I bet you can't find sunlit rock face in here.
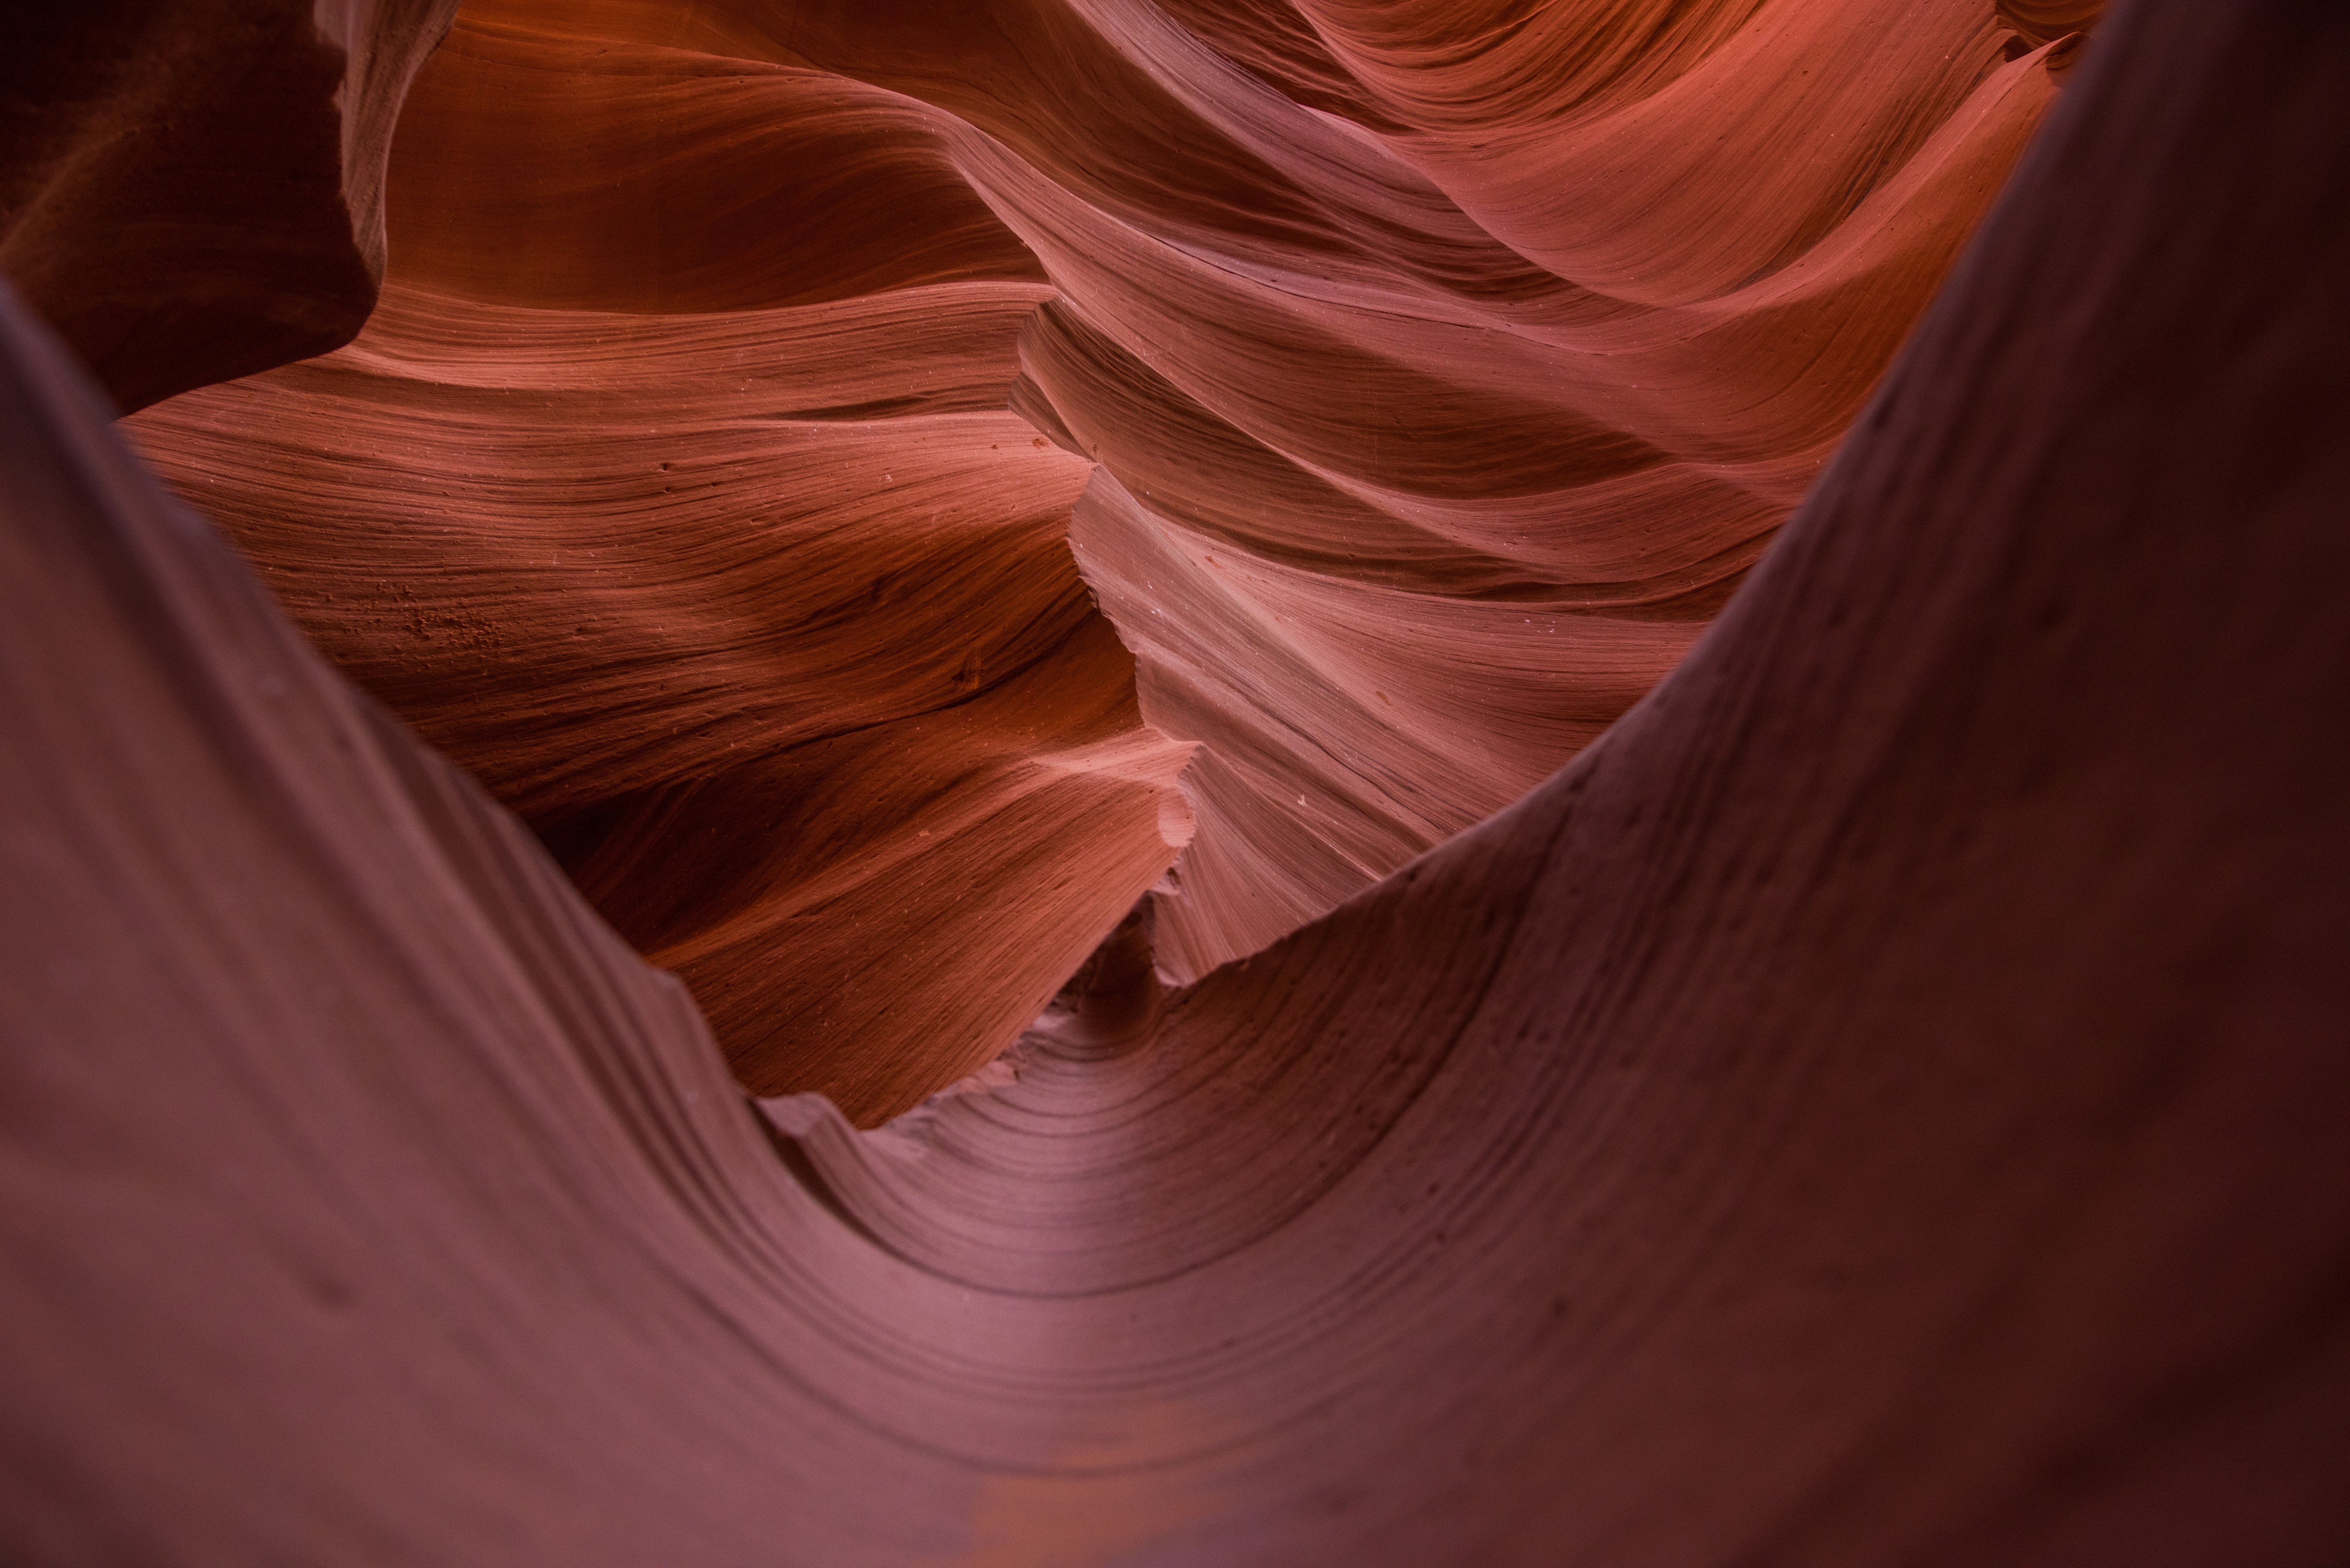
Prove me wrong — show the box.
[122,0,2077,1118]
[120,12,1185,1124]
[11,0,2350,1564]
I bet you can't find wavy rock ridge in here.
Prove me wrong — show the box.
[123,0,2081,1116]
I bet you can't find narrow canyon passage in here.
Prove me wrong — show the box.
[1,0,2345,1564]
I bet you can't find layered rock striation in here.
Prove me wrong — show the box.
[122,0,2083,1114]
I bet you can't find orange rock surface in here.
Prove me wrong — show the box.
[118,0,2086,1118]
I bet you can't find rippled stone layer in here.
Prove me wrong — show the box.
[125,0,2080,1112]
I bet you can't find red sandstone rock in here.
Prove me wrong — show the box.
[128,0,2063,1116]
[1,1,2344,1561]
[125,13,1199,1120]
[128,275,1192,1124]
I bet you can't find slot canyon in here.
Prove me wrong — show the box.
[1,0,2344,1561]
